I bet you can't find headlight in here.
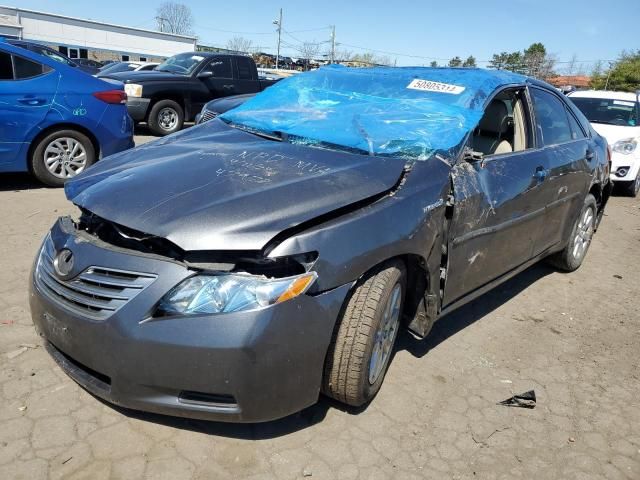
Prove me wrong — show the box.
[612,138,638,154]
[124,83,143,98]
[156,272,317,316]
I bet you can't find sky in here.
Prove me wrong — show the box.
[10,0,640,72]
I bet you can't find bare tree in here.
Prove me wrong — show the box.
[156,2,194,35]
[299,42,321,70]
[565,53,578,76]
[226,36,253,54]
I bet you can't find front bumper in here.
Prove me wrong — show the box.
[29,218,350,422]
[126,98,151,122]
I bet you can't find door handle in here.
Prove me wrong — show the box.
[222,84,234,89]
[534,166,548,182]
[585,148,595,161]
[17,97,46,106]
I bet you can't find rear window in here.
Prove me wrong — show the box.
[0,52,12,79]
[14,56,48,79]
[236,57,255,80]
[570,96,639,127]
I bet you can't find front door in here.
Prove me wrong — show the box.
[0,50,56,166]
[443,88,551,305]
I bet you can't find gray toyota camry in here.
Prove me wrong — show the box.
[30,66,610,422]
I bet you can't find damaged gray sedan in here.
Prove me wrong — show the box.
[30,66,610,422]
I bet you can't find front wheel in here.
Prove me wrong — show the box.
[30,130,96,187]
[147,100,184,136]
[322,261,406,407]
[623,172,640,197]
[547,194,597,272]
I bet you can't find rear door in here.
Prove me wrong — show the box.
[528,86,593,253]
[233,56,260,94]
[0,49,57,166]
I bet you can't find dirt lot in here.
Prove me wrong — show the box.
[1,140,639,479]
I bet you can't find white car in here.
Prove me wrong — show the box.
[95,62,159,78]
[569,90,640,196]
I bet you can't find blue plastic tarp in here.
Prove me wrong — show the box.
[221,65,526,159]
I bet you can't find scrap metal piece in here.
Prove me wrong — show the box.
[498,390,536,409]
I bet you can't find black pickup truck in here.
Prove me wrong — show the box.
[102,52,278,135]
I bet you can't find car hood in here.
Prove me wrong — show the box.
[205,93,256,113]
[99,70,190,83]
[65,120,406,252]
[591,123,640,144]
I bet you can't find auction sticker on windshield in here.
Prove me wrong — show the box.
[407,79,466,94]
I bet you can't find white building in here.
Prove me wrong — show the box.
[0,5,196,62]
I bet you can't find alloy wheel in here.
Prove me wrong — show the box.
[368,283,402,385]
[44,137,87,179]
[572,206,595,261]
[158,107,178,131]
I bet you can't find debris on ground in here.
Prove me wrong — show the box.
[498,390,536,409]
[6,347,28,359]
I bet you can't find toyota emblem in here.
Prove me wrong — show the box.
[53,249,74,278]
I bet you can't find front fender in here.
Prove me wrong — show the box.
[268,159,451,293]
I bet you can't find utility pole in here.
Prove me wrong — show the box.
[330,25,336,64]
[156,16,167,33]
[273,8,283,70]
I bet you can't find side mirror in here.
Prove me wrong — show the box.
[197,70,214,79]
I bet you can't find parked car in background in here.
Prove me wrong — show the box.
[569,90,640,196]
[0,39,133,186]
[195,93,256,124]
[95,61,159,78]
[74,58,104,71]
[101,52,280,136]
[31,67,610,422]
[6,39,100,75]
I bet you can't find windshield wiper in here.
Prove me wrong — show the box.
[224,121,283,142]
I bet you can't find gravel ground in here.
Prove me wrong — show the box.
[1,136,639,479]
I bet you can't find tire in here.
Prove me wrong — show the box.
[31,129,96,187]
[322,260,406,407]
[547,194,597,272]
[624,172,640,197]
[147,100,184,136]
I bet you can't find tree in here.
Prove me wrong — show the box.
[430,61,438,68]
[448,56,462,67]
[299,42,321,70]
[156,2,194,35]
[462,55,477,68]
[565,53,578,76]
[590,51,640,92]
[489,44,556,79]
[226,36,253,54]
[523,42,556,80]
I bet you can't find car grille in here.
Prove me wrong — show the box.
[200,109,218,123]
[35,235,156,320]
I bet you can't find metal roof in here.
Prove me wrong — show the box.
[0,5,196,41]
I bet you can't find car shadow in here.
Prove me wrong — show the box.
[0,173,49,192]
[396,262,555,359]
[97,262,555,439]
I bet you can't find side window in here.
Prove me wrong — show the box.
[530,88,573,146]
[0,51,13,80]
[13,55,48,80]
[565,108,587,140]
[208,57,232,78]
[236,57,254,80]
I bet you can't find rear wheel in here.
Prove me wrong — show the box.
[30,130,96,187]
[547,194,597,272]
[147,100,184,136]
[322,261,406,407]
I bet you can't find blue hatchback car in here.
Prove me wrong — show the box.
[0,39,133,186]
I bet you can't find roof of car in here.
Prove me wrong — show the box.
[569,90,638,101]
